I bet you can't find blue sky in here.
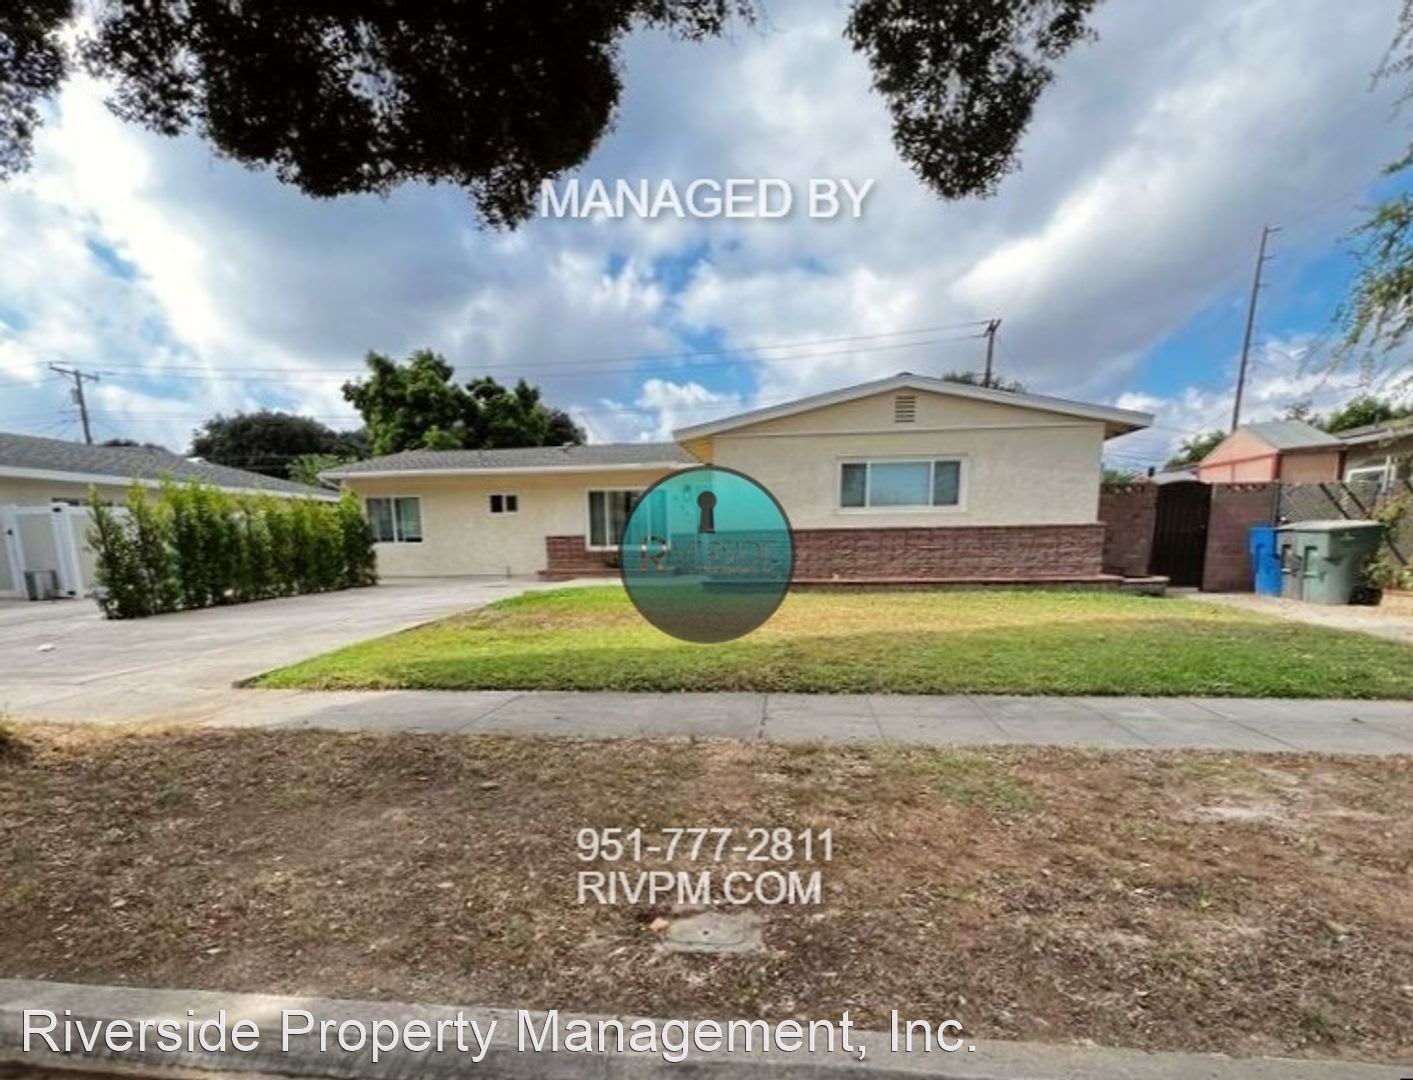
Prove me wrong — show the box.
[1,0,1411,468]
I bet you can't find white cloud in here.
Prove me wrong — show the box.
[0,0,1408,455]
[1105,334,1401,469]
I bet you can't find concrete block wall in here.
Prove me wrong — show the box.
[1097,484,1158,577]
[1202,483,1279,592]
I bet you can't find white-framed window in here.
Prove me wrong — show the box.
[366,496,423,543]
[839,458,964,510]
[1344,464,1389,490]
[587,489,642,549]
[489,493,519,515]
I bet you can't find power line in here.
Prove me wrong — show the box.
[73,321,993,381]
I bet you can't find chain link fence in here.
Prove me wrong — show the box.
[1278,479,1413,568]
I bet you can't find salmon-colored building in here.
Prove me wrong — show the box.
[1196,420,1343,483]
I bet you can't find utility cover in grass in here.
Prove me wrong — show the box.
[619,465,794,644]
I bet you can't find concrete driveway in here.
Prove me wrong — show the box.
[0,578,545,724]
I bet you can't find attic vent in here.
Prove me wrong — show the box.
[894,394,917,423]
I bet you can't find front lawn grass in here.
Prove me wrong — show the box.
[2,723,1411,1061]
[256,586,1413,698]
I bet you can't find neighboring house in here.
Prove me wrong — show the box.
[0,430,332,600]
[1335,418,1413,490]
[326,372,1153,583]
[1195,420,1342,483]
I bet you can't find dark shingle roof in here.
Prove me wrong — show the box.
[326,442,697,476]
[0,430,332,497]
[1244,420,1341,451]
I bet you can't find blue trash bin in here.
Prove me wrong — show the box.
[1248,524,1281,596]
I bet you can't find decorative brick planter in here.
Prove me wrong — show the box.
[549,524,1109,583]
[543,535,618,578]
[790,524,1105,581]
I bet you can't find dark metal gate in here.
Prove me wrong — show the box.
[1148,481,1212,587]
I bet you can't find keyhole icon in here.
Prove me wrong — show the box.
[696,490,717,533]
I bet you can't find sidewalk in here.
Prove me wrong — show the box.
[210,689,1413,754]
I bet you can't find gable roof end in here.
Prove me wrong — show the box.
[671,372,1154,441]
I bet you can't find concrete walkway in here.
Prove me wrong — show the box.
[210,689,1413,754]
[1192,590,1413,645]
[0,577,554,723]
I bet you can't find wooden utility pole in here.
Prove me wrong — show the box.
[49,364,100,444]
[982,318,1001,388]
[1232,225,1279,431]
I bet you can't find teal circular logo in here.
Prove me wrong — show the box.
[619,466,794,643]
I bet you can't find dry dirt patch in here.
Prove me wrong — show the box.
[0,725,1410,1063]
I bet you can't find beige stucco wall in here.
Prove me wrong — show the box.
[336,390,1127,576]
[1277,449,1342,483]
[341,468,675,577]
[694,388,1109,528]
[0,477,132,506]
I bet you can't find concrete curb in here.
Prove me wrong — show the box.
[1,979,1405,1079]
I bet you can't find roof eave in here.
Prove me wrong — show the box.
[323,460,697,481]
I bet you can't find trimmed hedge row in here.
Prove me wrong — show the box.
[88,483,377,619]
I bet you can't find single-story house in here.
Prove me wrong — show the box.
[1335,417,1412,490]
[1195,420,1343,484]
[325,372,1153,583]
[0,430,331,600]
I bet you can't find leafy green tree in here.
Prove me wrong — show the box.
[342,349,584,456]
[1164,430,1225,470]
[189,410,363,478]
[942,369,1027,392]
[1321,394,1413,433]
[1102,465,1143,485]
[288,453,348,488]
[101,437,166,449]
[1,1,1101,226]
[1339,5,1413,360]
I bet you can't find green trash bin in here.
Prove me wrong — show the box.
[1274,520,1386,605]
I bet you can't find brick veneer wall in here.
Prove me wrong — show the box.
[1201,483,1278,592]
[1097,484,1158,577]
[790,524,1106,581]
[544,535,617,577]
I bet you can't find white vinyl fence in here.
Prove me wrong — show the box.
[0,503,98,600]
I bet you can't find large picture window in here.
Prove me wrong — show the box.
[366,496,423,542]
[587,489,642,548]
[839,459,963,510]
